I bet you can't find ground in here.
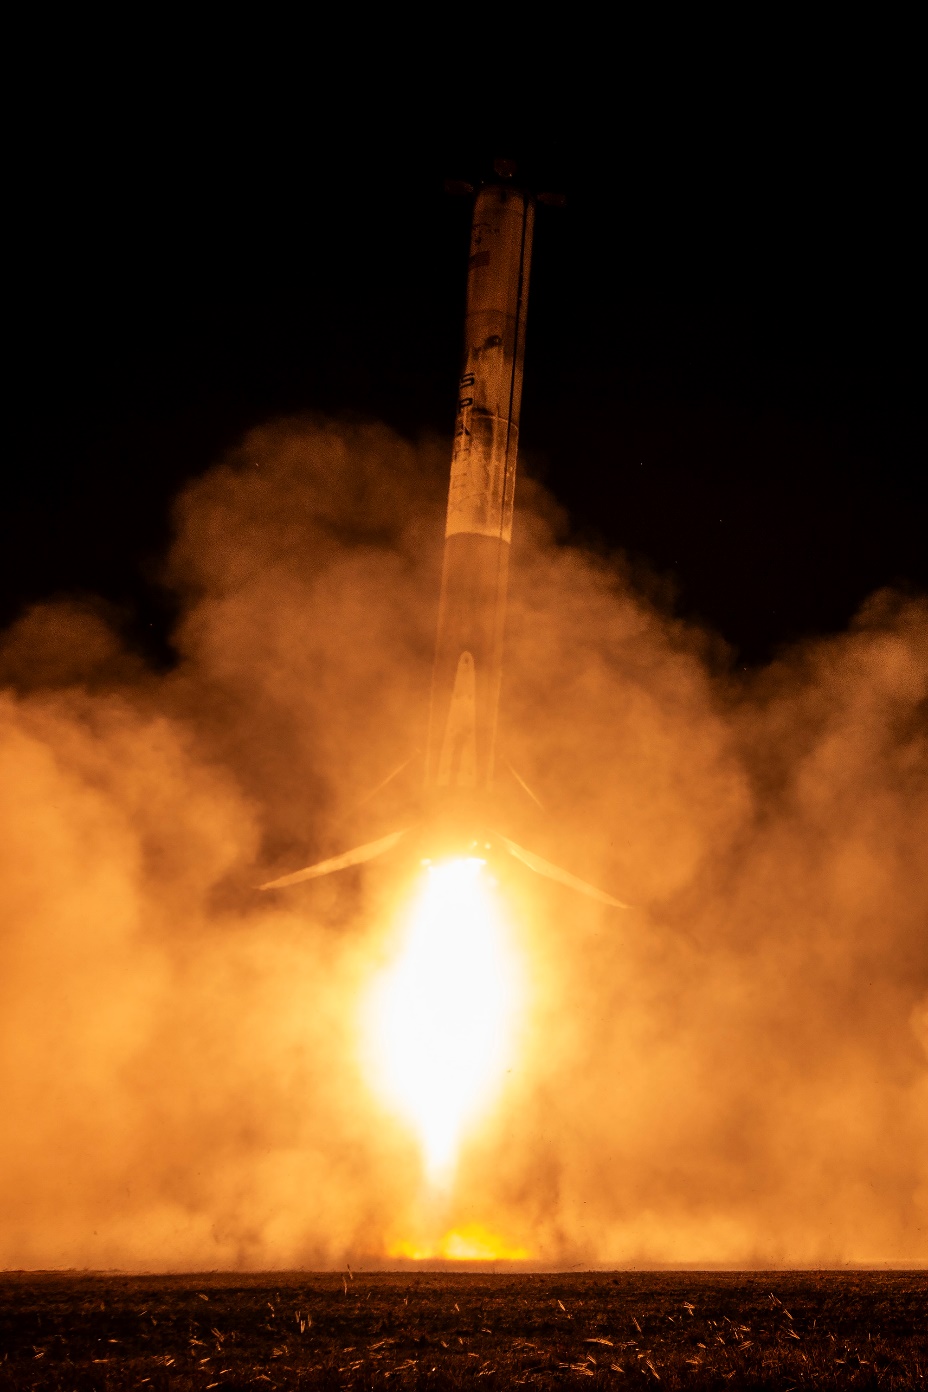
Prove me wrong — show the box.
[0,1271,924,1389]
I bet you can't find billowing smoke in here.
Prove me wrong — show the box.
[1,417,925,1269]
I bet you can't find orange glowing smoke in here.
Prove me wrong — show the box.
[0,416,926,1271]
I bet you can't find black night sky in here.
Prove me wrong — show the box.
[7,90,924,667]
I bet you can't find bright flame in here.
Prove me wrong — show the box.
[365,858,521,1185]
[387,1224,530,1262]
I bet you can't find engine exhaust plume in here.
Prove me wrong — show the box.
[362,857,522,1189]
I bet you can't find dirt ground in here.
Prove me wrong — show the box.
[0,1270,924,1389]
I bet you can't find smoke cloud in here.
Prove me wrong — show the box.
[1,416,925,1269]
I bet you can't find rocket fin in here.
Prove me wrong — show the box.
[259,828,410,890]
[495,832,629,908]
[436,651,478,788]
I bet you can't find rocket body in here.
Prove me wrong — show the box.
[425,184,534,799]
[259,178,624,906]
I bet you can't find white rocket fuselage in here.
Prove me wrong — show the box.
[426,183,534,803]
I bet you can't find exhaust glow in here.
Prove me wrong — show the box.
[365,858,522,1186]
[387,1224,530,1262]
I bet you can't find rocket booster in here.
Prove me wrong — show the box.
[260,169,625,907]
[426,183,534,797]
